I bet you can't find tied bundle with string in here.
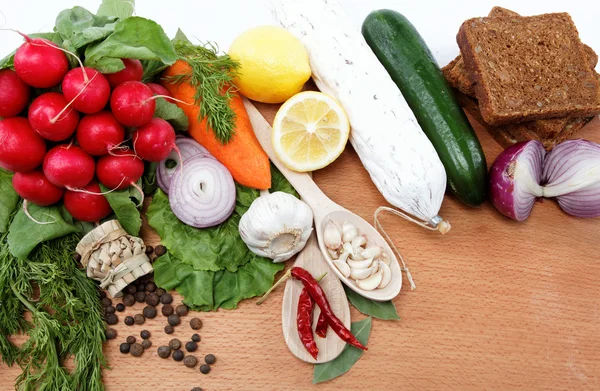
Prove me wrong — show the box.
[76,220,152,297]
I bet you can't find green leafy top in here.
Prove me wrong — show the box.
[96,0,136,19]
[154,97,189,131]
[100,184,142,236]
[0,169,18,234]
[55,6,118,50]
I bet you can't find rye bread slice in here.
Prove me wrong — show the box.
[457,13,600,125]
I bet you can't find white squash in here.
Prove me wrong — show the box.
[269,0,448,226]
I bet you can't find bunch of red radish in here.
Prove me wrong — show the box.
[0,36,179,222]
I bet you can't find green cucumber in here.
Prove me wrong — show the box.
[362,10,487,207]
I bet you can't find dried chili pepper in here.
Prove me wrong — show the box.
[291,267,367,351]
[315,311,328,338]
[297,289,318,359]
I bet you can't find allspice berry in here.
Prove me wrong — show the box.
[116,303,125,312]
[191,388,203,391]
[125,284,137,295]
[169,339,182,351]
[130,343,144,357]
[157,346,171,359]
[122,294,135,307]
[167,314,180,327]
[143,306,157,319]
[134,314,145,325]
[141,339,152,350]
[119,343,130,354]
[145,293,160,307]
[161,304,174,317]
[191,334,201,343]
[160,293,173,305]
[140,330,151,339]
[101,297,112,307]
[199,364,211,374]
[126,336,136,345]
[172,350,184,362]
[183,355,198,368]
[145,245,154,255]
[145,282,157,293]
[134,291,146,303]
[105,314,118,325]
[155,288,166,297]
[105,328,117,340]
[105,305,115,314]
[175,304,189,317]
[185,341,198,352]
[204,354,216,365]
[190,318,202,330]
[124,316,134,326]
[154,245,167,256]
[164,325,174,334]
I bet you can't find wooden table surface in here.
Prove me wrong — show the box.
[2,104,599,391]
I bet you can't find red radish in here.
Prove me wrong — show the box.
[132,118,177,162]
[110,81,156,127]
[64,181,112,222]
[14,37,69,88]
[62,67,111,114]
[0,117,46,172]
[104,58,143,88]
[147,82,172,98]
[12,170,64,206]
[97,150,144,190]
[43,145,95,189]
[0,69,30,117]
[28,92,79,141]
[76,111,125,156]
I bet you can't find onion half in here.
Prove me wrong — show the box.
[169,155,236,228]
[542,139,600,218]
[157,136,213,193]
[489,141,546,221]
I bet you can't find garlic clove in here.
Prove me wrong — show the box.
[377,261,391,289]
[356,269,383,291]
[380,252,390,266]
[323,221,343,250]
[347,256,373,270]
[327,248,339,260]
[342,242,354,256]
[333,260,351,278]
[337,252,350,263]
[350,266,372,280]
[361,246,382,259]
[351,235,367,250]
[341,222,358,243]
[351,252,364,261]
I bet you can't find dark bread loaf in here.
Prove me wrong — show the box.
[457,13,600,125]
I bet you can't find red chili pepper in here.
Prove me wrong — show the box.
[315,312,328,338]
[291,267,367,351]
[297,288,318,359]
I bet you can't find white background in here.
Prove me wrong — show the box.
[0,0,598,69]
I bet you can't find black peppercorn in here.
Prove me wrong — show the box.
[190,318,202,330]
[154,245,167,256]
[101,297,112,307]
[175,304,189,317]
[145,282,157,293]
[164,324,174,334]
[105,328,117,340]
[169,338,181,351]
[119,343,130,354]
[157,346,171,359]
[115,303,125,312]
[185,341,197,352]
[125,284,137,295]
[191,334,201,343]
[99,290,106,299]
[191,388,203,391]
[145,245,154,255]
[141,339,152,350]
[183,355,198,368]
[159,293,173,305]
[134,314,145,325]
[145,293,160,307]
[130,343,144,357]
[105,305,115,314]
[167,314,180,327]
[161,304,174,317]
[173,349,184,362]
[126,336,136,345]
[199,364,210,374]
[122,294,135,307]
[155,288,166,297]
[143,306,157,319]
[73,253,82,263]
[136,282,146,292]
[124,316,134,326]
[134,291,146,303]
[204,354,216,365]
[140,330,151,339]
[105,313,118,325]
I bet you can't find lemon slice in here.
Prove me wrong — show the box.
[273,91,350,172]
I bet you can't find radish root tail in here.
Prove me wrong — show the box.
[131,181,145,207]
[67,177,126,195]
[50,71,98,124]
[22,200,56,225]
[146,95,194,106]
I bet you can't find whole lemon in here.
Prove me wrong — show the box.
[229,26,311,104]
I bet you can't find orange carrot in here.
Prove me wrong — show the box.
[160,60,271,190]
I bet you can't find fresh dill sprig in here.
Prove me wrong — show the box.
[165,41,240,144]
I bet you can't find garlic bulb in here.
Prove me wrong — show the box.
[239,191,313,263]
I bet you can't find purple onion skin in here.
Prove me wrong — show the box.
[489,141,545,221]
[157,136,213,194]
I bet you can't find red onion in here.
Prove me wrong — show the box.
[542,139,600,218]
[489,141,545,221]
[157,136,213,193]
[169,155,236,228]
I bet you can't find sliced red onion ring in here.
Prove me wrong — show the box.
[489,141,545,221]
[542,139,600,218]
[157,136,213,193]
[169,155,236,228]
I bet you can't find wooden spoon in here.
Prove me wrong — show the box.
[282,233,350,363]
[243,98,402,301]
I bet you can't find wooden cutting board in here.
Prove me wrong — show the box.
[1,103,599,391]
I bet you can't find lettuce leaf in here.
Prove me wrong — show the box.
[0,169,19,234]
[100,184,142,236]
[96,0,135,19]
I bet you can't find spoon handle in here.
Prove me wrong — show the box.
[243,98,337,216]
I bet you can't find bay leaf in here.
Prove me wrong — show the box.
[344,286,400,320]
